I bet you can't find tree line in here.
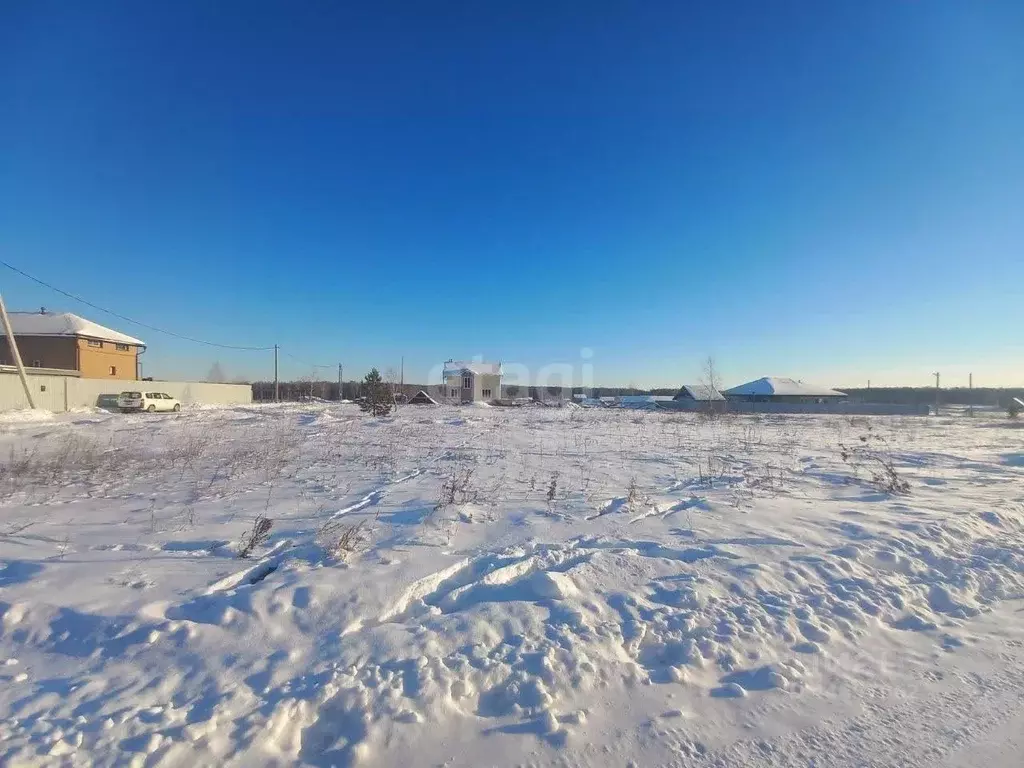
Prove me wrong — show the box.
[250,380,1024,408]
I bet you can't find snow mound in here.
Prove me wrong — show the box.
[0,408,55,423]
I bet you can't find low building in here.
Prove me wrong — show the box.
[724,377,846,403]
[658,383,729,412]
[618,395,675,409]
[408,390,438,405]
[0,310,145,381]
[672,384,726,402]
[441,360,502,403]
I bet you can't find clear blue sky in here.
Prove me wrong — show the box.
[2,1,1022,388]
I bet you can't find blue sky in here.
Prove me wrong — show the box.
[1,1,1021,388]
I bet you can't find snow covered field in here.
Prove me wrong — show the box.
[2,403,1023,767]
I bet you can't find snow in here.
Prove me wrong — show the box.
[4,311,146,346]
[442,360,502,377]
[2,404,1024,766]
[0,408,56,424]
[725,376,846,397]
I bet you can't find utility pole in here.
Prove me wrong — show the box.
[969,373,974,418]
[933,371,940,416]
[0,293,35,409]
[338,363,342,401]
[274,344,279,402]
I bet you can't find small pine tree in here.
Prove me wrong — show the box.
[360,368,393,417]
[1008,399,1021,420]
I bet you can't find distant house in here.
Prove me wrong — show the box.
[408,390,438,405]
[724,377,846,403]
[672,384,726,402]
[0,310,145,380]
[441,360,502,404]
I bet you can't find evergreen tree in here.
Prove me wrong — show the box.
[360,368,393,417]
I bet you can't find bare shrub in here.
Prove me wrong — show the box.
[168,431,208,478]
[176,505,198,531]
[55,532,72,560]
[698,356,727,421]
[544,471,560,514]
[839,435,911,495]
[745,462,781,492]
[0,444,40,493]
[740,423,764,449]
[316,518,368,561]
[697,454,726,487]
[238,514,274,558]
[868,455,911,495]
[435,467,478,511]
[625,476,650,514]
[0,435,129,500]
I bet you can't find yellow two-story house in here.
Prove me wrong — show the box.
[1,310,145,380]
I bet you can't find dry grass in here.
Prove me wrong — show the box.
[839,432,911,495]
[238,514,274,558]
[435,466,479,511]
[316,518,368,561]
[625,476,650,515]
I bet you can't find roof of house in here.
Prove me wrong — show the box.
[724,377,846,398]
[673,384,726,401]
[408,389,438,405]
[3,311,146,347]
[442,360,502,377]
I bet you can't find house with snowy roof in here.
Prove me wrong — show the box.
[441,360,502,404]
[0,310,145,380]
[724,377,846,403]
[672,384,726,403]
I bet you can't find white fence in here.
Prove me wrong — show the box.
[657,400,930,416]
[0,371,252,412]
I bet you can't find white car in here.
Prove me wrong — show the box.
[118,391,181,413]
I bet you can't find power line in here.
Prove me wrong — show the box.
[281,350,335,370]
[0,257,275,351]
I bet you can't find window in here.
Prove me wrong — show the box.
[115,343,130,352]
[109,366,117,376]
[31,360,42,367]
[463,376,472,389]
[450,388,457,397]
[482,389,492,398]
[40,385,46,392]
[145,393,156,398]
[88,339,103,348]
